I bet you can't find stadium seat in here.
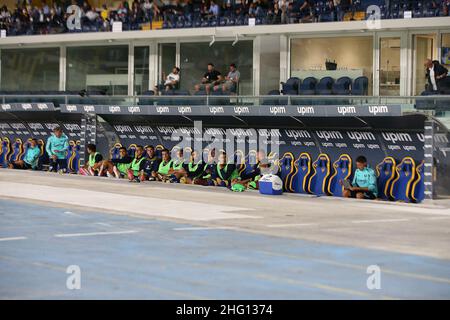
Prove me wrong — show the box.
[155,145,165,159]
[316,77,334,95]
[291,152,313,194]
[233,150,245,176]
[298,77,317,95]
[66,140,76,173]
[241,150,258,177]
[279,152,296,192]
[332,77,352,95]
[327,154,353,197]
[352,76,369,95]
[0,137,11,167]
[411,160,425,203]
[110,143,123,160]
[128,144,137,158]
[19,138,33,161]
[376,156,397,200]
[8,138,24,163]
[71,141,81,173]
[390,156,417,202]
[281,77,301,95]
[308,154,331,196]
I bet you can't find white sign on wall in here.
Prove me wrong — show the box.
[1,29,6,38]
[112,21,123,32]
[248,18,256,27]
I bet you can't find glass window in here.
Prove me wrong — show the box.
[134,46,150,95]
[180,41,253,95]
[379,37,401,96]
[414,34,436,95]
[66,45,128,95]
[290,36,373,95]
[441,33,450,67]
[159,43,176,86]
[1,47,60,91]
[260,36,281,95]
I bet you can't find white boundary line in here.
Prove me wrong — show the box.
[173,226,239,231]
[0,236,28,242]
[54,230,139,238]
[351,218,411,224]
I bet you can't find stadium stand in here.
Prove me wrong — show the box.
[1,0,449,36]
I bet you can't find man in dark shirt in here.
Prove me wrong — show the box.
[143,145,161,181]
[194,63,223,94]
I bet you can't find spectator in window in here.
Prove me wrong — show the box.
[336,0,352,21]
[195,63,222,94]
[268,2,282,24]
[299,0,314,22]
[424,59,450,94]
[208,0,220,18]
[216,63,240,94]
[155,66,181,93]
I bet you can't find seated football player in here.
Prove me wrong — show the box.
[210,151,239,187]
[8,138,41,170]
[180,150,205,184]
[98,147,133,178]
[79,144,103,176]
[143,145,161,181]
[232,149,272,190]
[127,145,148,182]
[153,148,173,182]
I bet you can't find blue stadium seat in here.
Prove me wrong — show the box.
[240,150,257,178]
[69,141,81,173]
[298,77,317,95]
[390,157,416,202]
[66,140,76,173]
[155,145,165,159]
[19,138,33,161]
[110,143,123,160]
[128,144,137,158]
[8,138,24,163]
[352,76,369,95]
[328,154,353,197]
[279,152,296,192]
[291,152,313,194]
[316,77,334,95]
[332,77,352,95]
[308,154,331,196]
[0,137,11,167]
[411,160,425,203]
[281,77,301,94]
[376,156,397,201]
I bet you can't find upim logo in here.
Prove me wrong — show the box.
[297,106,315,115]
[285,129,311,140]
[347,131,376,142]
[270,106,286,115]
[11,123,26,130]
[83,105,95,113]
[22,103,32,110]
[37,103,49,110]
[209,106,224,114]
[382,132,412,143]
[64,124,81,132]
[128,106,141,114]
[114,125,133,133]
[178,106,192,115]
[234,106,249,115]
[337,106,356,116]
[316,130,343,141]
[1,104,11,111]
[109,106,121,113]
[29,123,44,130]
[156,106,170,114]
[66,105,78,112]
[368,105,389,115]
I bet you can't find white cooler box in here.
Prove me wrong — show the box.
[259,174,283,195]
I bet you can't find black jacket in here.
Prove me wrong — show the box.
[426,61,449,93]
